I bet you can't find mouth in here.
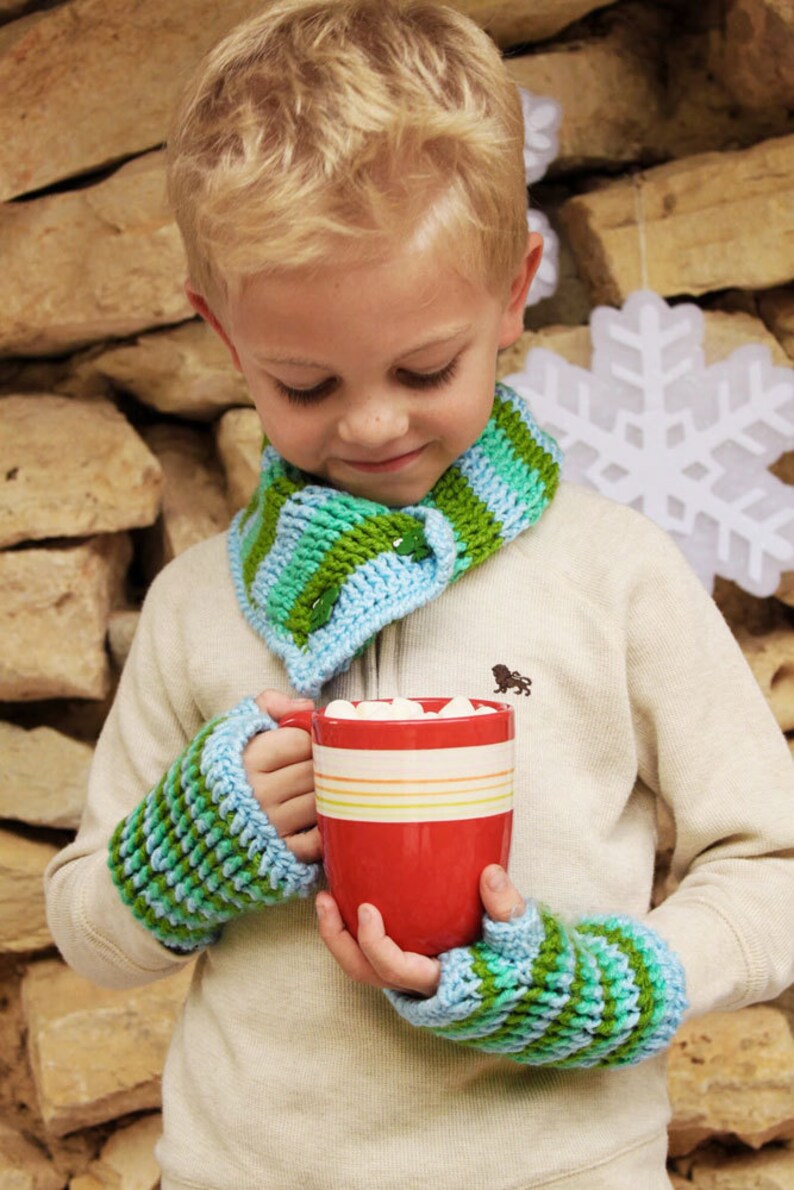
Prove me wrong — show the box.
[341,446,426,474]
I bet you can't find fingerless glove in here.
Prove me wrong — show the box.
[386,900,686,1067]
[108,697,320,951]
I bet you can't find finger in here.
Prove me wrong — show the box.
[254,688,314,722]
[268,791,317,837]
[316,894,385,986]
[480,865,526,923]
[284,825,322,864]
[356,905,441,997]
[245,728,313,773]
[249,758,314,807]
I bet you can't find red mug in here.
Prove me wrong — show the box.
[280,697,514,955]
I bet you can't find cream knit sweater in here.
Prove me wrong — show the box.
[45,483,794,1190]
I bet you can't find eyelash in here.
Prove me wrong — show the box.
[275,357,460,405]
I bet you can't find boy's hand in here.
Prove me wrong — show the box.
[244,690,320,863]
[316,865,525,997]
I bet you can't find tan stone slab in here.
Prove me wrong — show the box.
[0,534,130,701]
[0,395,163,548]
[0,828,57,954]
[709,0,794,111]
[769,447,794,606]
[0,721,91,830]
[508,4,792,176]
[107,609,140,673]
[141,425,229,565]
[735,627,794,731]
[659,10,793,163]
[687,1143,794,1187]
[561,135,794,303]
[82,1114,161,1190]
[23,959,193,1136]
[777,573,794,607]
[668,1007,794,1154]
[506,9,664,172]
[214,407,262,514]
[700,310,792,367]
[0,152,191,357]
[498,326,591,377]
[771,451,794,487]
[0,1121,62,1190]
[0,0,275,202]
[93,321,251,421]
[0,956,42,1149]
[760,287,794,363]
[0,8,42,46]
[449,0,619,44]
[500,309,791,378]
[0,352,113,404]
[713,576,790,636]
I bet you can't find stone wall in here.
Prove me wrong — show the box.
[1,0,793,1185]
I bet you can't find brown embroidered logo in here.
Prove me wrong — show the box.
[492,664,532,697]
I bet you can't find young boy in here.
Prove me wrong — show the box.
[45,2,794,1187]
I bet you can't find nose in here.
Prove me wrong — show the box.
[337,390,410,451]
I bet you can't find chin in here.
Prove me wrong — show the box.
[362,476,438,507]
[326,469,431,507]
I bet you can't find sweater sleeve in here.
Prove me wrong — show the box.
[623,528,794,1019]
[386,900,688,1066]
[44,555,318,989]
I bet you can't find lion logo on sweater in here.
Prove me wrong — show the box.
[492,664,532,697]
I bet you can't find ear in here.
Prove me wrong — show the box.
[497,232,543,350]
[184,280,243,372]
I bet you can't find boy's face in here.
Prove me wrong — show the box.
[192,235,540,506]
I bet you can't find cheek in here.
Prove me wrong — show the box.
[443,389,493,440]
[255,402,329,464]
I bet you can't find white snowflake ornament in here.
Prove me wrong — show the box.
[525,209,560,307]
[518,86,563,309]
[505,290,794,597]
[518,88,562,184]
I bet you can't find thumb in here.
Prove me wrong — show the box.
[255,688,314,722]
[480,865,526,924]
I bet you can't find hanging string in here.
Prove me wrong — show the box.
[632,172,650,290]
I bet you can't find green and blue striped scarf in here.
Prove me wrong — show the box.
[228,382,561,696]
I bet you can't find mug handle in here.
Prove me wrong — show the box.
[277,709,314,733]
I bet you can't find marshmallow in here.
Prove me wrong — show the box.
[390,697,426,719]
[324,699,359,719]
[356,700,394,720]
[438,696,476,718]
[324,697,498,720]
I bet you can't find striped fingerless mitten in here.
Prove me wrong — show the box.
[386,900,687,1067]
[108,697,320,951]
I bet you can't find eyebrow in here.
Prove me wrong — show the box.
[255,324,472,368]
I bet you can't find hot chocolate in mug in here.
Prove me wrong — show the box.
[279,697,514,955]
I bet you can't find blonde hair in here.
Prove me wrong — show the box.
[167,0,528,311]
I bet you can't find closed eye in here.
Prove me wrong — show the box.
[274,377,336,404]
[274,356,459,405]
[398,358,459,389]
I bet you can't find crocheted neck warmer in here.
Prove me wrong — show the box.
[227,382,562,697]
